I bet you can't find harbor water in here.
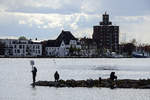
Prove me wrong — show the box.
[0,58,150,100]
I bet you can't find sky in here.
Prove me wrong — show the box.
[0,0,150,44]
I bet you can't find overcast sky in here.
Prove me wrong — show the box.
[0,0,150,43]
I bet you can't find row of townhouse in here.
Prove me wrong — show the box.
[0,30,120,57]
[0,39,42,57]
[0,31,104,57]
[0,30,82,57]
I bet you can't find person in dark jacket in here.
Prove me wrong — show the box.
[110,72,117,81]
[32,66,37,84]
[54,71,59,82]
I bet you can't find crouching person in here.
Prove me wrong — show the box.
[109,72,117,89]
[110,72,117,81]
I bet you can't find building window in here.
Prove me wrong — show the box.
[19,45,22,49]
[17,49,20,53]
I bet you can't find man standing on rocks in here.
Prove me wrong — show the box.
[32,66,37,84]
[54,71,59,82]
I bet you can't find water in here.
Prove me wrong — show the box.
[0,58,150,100]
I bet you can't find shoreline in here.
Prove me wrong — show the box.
[0,57,145,59]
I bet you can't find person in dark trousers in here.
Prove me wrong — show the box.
[110,72,117,81]
[32,66,37,84]
[54,71,59,82]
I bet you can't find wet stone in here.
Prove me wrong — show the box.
[32,79,150,89]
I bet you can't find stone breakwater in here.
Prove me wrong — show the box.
[32,79,150,89]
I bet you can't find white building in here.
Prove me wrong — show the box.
[44,30,81,57]
[0,39,42,57]
[45,40,81,57]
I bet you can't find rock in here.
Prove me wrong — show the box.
[140,85,150,89]
[32,79,150,89]
[86,79,94,87]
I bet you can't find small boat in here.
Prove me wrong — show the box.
[132,52,147,58]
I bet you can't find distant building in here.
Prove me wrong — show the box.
[0,39,42,57]
[92,12,119,52]
[80,38,97,57]
[44,30,81,57]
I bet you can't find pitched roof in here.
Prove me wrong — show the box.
[43,40,60,47]
[56,30,77,45]
[43,30,78,47]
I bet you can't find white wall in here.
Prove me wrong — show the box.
[45,40,81,57]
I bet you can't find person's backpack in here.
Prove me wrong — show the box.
[34,67,37,72]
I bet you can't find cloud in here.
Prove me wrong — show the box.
[81,0,102,14]
[0,0,149,16]
[0,0,83,14]
[0,0,150,44]
[0,10,150,43]
[100,0,150,16]
[0,11,100,39]
[18,20,26,25]
[115,16,150,44]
